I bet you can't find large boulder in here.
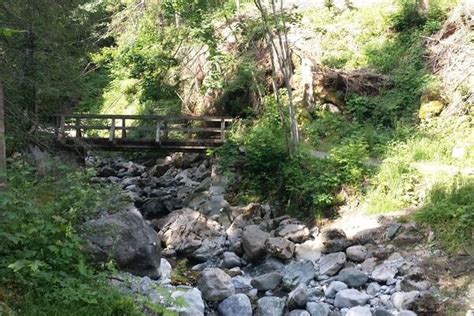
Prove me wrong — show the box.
[158,209,226,261]
[242,225,270,262]
[83,208,161,278]
[218,294,252,316]
[197,268,235,301]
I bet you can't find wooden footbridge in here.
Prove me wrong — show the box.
[55,114,233,151]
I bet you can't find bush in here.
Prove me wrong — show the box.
[0,158,142,315]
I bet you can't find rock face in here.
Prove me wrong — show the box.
[257,296,286,316]
[242,225,270,262]
[319,252,346,276]
[83,208,161,278]
[218,294,252,316]
[197,268,235,301]
[158,208,226,261]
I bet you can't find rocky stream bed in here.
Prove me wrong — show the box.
[82,153,452,316]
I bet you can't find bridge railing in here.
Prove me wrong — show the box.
[55,114,233,147]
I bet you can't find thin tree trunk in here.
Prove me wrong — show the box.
[0,81,6,191]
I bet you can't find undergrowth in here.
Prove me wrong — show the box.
[0,158,144,315]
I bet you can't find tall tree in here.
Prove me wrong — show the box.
[254,0,299,154]
[0,0,105,149]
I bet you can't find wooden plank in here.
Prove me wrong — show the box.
[155,121,161,143]
[109,118,115,142]
[76,118,82,138]
[59,115,66,141]
[122,118,127,139]
[220,118,225,141]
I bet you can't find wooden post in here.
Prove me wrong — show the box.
[76,118,82,138]
[58,115,66,141]
[109,118,116,142]
[0,81,6,190]
[163,120,168,141]
[220,118,225,142]
[155,121,161,143]
[121,118,127,139]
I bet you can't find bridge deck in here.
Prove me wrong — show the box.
[55,114,233,151]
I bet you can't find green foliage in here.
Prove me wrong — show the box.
[0,158,141,315]
[416,177,474,252]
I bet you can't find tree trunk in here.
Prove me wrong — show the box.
[0,81,6,191]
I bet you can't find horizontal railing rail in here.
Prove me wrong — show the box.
[54,114,233,150]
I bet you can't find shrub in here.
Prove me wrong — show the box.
[0,158,142,315]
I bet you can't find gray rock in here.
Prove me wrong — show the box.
[170,287,205,316]
[334,289,370,308]
[346,306,372,316]
[367,282,381,296]
[391,291,420,311]
[266,237,296,260]
[319,252,346,276]
[361,257,378,273]
[306,302,330,316]
[218,294,252,316]
[242,225,270,262]
[324,281,348,298]
[197,268,235,301]
[159,258,172,284]
[257,296,286,316]
[372,265,398,283]
[222,252,241,269]
[232,276,253,294]
[384,223,401,240]
[276,219,310,243]
[83,208,161,278]
[374,309,392,316]
[288,283,309,308]
[398,310,416,316]
[323,239,354,253]
[289,310,311,316]
[282,260,316,289]
[295,240,322,263]
[337,268,368,288]
[346,245,368,262]
[158,209,226,261]
[252,272,282,291]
